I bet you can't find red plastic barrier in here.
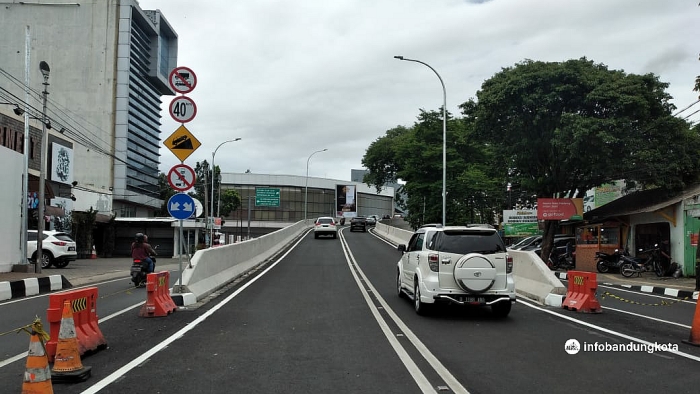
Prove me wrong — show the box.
[562,271,602,313]
[139,271,177,317]
[46,287,107,362]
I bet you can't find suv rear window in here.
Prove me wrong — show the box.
[317,218,334,224]
[432,230,506,254]
[52,233,75,242]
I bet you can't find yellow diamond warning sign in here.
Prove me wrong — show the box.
[164,125,201,162]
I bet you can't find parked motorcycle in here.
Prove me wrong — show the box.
[595,249,624,273]
[619,245,666,278]
[547,251,575,271]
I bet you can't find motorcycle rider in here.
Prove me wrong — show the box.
[131,233,157,274]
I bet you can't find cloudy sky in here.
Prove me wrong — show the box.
[145,0,700,182]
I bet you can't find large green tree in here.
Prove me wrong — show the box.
[465,57,700,258]
[363,109,504,229]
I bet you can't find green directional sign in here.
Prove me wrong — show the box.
[255,187,280,207]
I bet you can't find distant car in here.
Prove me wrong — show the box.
[313,217,338,239]
[366,217,377,227]
[27,230,77,269]
[382,214,391,220]
[350,216,367,232]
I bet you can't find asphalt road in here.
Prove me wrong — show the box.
[2,227,700,393]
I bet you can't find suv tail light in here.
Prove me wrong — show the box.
[52,241,67,246]
[506,255,513,273]
[428,253,439,272]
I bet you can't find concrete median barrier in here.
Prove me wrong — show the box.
[171,220,309,306]
[509,249,567,306]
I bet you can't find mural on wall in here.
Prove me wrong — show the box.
[50,143,74,185]
[50,196,73,232]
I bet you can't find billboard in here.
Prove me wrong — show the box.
[502,209,540,237]
[536,198,584,221]
[336,184,357,218]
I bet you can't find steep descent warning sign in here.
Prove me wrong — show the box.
[164,125,201,162]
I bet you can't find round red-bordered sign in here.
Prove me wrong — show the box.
[169,96,197,123]
[169,66,197,94]
[167,164,196,192]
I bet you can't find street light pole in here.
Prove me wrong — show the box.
[394,56,447,226]
[36,61,50,274]
[304,148,327,222]
[210,138,241,247]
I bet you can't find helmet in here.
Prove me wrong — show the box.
[135,233,145,242]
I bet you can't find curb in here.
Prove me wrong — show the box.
[0,275,71,301]
[553,271,699,301]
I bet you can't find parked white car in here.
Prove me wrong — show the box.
[27,230,78,269]
[397,225,516,317]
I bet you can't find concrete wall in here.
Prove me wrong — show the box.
[176,221,309,300]
[0,149,24,271]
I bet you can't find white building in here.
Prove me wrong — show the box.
[0,0,178,270]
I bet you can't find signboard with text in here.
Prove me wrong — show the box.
[502,209,540,237]
[255,187,280,207]
[536,198,584,221]
[336,184,357,218]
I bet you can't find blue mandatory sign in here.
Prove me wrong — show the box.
[167,193,195,220]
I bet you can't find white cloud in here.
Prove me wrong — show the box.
[149,0,700,182]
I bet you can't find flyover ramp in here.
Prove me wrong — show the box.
[171,221,308,306]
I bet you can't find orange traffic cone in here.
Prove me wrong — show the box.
[684,296,700,346]
[90,245,97,259]
[51,300,91,383]
[22,332,53,394]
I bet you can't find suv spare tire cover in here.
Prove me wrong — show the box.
[453,253,496,293]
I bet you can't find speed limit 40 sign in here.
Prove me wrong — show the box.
[169,96,197,123]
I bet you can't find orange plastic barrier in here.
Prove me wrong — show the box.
[46,287,107,363]
[562,271,602,313]
[683,296,700,346]
[139,271,177,317]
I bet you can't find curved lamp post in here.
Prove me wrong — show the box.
[394,56,447,226]
[210,138,241,247]
[304,148,327,221]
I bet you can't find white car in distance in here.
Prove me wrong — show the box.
[313,217,338,239]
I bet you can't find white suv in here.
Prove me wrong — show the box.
[27,230,78,269]
[397,225,515,317]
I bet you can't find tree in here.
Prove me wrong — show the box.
[219,189,241,217]
[155,172,178,216]
[465,57,700,259]
[363,109,503,229]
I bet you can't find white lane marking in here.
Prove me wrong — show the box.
[517,298,700,362]
[601,306,691,329]
[338,230,438,394]
[340,231,469,394]
[80,234,309,394]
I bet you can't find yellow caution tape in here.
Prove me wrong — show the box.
[601,291,689,306]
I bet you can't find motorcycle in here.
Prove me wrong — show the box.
[595,249,624,273]
[619,245,666,278]
[547,250,575,271]
[131,245,158,287]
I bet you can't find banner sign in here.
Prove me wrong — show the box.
[502,209,540,237]
[336,185,357,218]
[537,198,584,221]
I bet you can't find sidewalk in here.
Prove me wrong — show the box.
[553,271,699,300]
[0,257,187,301]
